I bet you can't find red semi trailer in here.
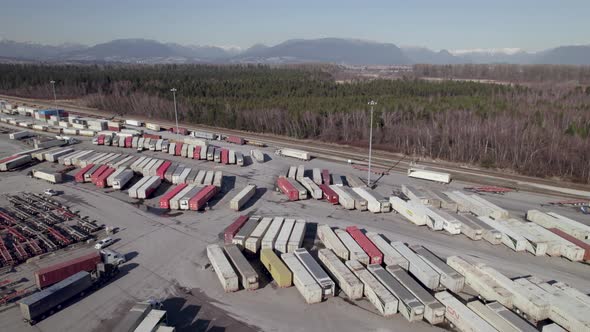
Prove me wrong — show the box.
[224,216,249,244]
[319,184,339,204]
[159,183,189,209]
[34,252,102,289]
[193,146,201,159]
[346,226,383,265]
[277,177,299,201]
[188,185,218,210]
[156,161,172,179]
[321,169,331,185]
[74,164,95,183]
[96,167,116,188]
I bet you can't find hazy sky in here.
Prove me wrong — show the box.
[1,0,588,51]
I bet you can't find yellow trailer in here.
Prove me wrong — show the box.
[260,249,292,288]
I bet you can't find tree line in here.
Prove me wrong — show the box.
[0,64,589,183]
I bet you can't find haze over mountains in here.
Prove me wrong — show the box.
[1,38,589,65]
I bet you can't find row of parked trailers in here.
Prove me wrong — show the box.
[94,132,246,166]
[447,255,590,331]
[394,185,590,263]
[213,217,586,331]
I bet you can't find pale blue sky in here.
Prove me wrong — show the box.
[0,0,588,51]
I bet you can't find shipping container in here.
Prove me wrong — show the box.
[191,130,217,140]
[390,241,441,290]
[547,228,589,261]
[318,249,363,300]
[321,169,330,184]
[212,171,223,187]
[345,175,366,188]
[9,131,33,140]
[299,177,322,200]
[180,143,189,157]
[178,186,203,210]
[522,278,587,330]
[177,167,192,184]
[188,185,218,210]
[365,232,409,269]
[232,216,260,248]
[346,226,383,264]
[145,123,161,131]
[335,229,369,265]
[96,167,116,187]
[407,167,451,184]
[131,136,139,148]
[198,145,206,159]
[175,143,183,156]
[281,253,323,304]
[82,164,102,183]
[34,252,101,289]
[220,148,229,164]
[286,177,307,200]
[235,151,244,166]
[167,142,176,156]
[527,210,590,240]
[486,301,538,332]
[230,184,256,211]
[44,148,74,162]
[294,248,335,299]
[503,219,549,256]
[250,149,264,163]
[387,265,445,325]
[106,167,127,187]
[287,220,306,253]
[346,259,398,316]
[477,216,527,252]
[207,244,239,292]
[317,224,349,260]
[434,291,497,332]
[368,264,424,322]
[171,165,185,184]
[275,218,295,254]
[206,146,215,161]
[277,176,299,201]
[328,185,355,209]
[311,168,322,185]
[226,135,245,145]
[192,145,201,159]
[155,139,163,151]
[185,168,199,183]
[203,171,214,185]
[261,217,284,250]
[168,185,195,210]
[331,174,344,186]
[467,301,521,332]
[275,148,310,161]
[164,164,178,182]
[459,213,502,244]
[137,176,161,199]
[224,244,259,290]
[425,208,462,234]
[343,186,368,211]
[224,216,249,244]
[453,213,485,240]
[32,169,63,184]
[125,119,143,127]
[155,161,171,180]
[214,148,221,163]
[260,248,292,288]
[128,176,151,198]
[0,154,32,171]
[170,127,189,136]
[113,169,134,190]
[194,170,206,185]
[352,187,381,213]
[446,256,514,308]
[411,245,465,292]
[20,272,93,324]
[470,195,509,220]
[244,217,273,254]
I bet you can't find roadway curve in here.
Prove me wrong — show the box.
[2,94,590,199]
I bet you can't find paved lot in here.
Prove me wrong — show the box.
[0,128,589,332]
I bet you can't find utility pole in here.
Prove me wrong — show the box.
[170,88,179,140]
[50,80,57,109]
[367,100,377,187]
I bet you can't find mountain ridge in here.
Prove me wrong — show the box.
[0,38,589,65]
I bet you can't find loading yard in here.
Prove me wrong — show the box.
[0,103,589,332]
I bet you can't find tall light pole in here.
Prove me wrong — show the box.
[50,80,57,109]
[170,88,179,140]
[367,100,377,187]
